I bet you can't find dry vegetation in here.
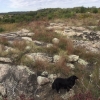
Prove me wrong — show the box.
[0,12,100,99]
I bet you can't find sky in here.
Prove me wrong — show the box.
[0,0,100,13]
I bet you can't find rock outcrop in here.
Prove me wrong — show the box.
[0,25,99,99]
[0,64,37,99]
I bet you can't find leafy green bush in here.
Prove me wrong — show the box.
[92,8,98,13]
[0,7,100,23]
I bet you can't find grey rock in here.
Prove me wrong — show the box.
[22,37,32,41]
[0,64,11,82]
[78,58,88,66]
[46,43,53,48]
[33,40,45,46]
[48,74,57,82]
[0,57,12,63]
[37,76,49,85]
[5,46,17,53]
[52,38,59,44]
[67,63,75,69]
[25,46,31,50]
[41,71,48,77]
[53,55,61,62]
[68,55,79,62]
[26,53,53,62]
[0,84,6,97]
[17,29,35,37]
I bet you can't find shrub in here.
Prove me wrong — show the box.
[0,27,4,32]
[45,45,59,55]
[33,60,50,71]
[92,8,98,13]
[53,57,70,75]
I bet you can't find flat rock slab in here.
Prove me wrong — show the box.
[0,57,12,63]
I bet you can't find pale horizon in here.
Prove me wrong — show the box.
[0,0,100,13]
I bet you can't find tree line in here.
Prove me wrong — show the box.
[0,7,100,23]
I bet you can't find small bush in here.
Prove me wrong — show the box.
[0,27,4,32]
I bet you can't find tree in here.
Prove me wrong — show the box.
[80,6,86,13]
[92,8,98,13]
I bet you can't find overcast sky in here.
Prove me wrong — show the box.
[0,0,99,13]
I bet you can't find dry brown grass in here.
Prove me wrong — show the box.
[53,57,70,75]
[12,40,27,51]
[0,23,20,32]
[33,59,50,71]
[0,36,9,45]
[56,36,74,54]
[66,38,74,54]
[28,21,59,43]
[45,45,59,55]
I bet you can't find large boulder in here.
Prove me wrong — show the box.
[0,64,37,99]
